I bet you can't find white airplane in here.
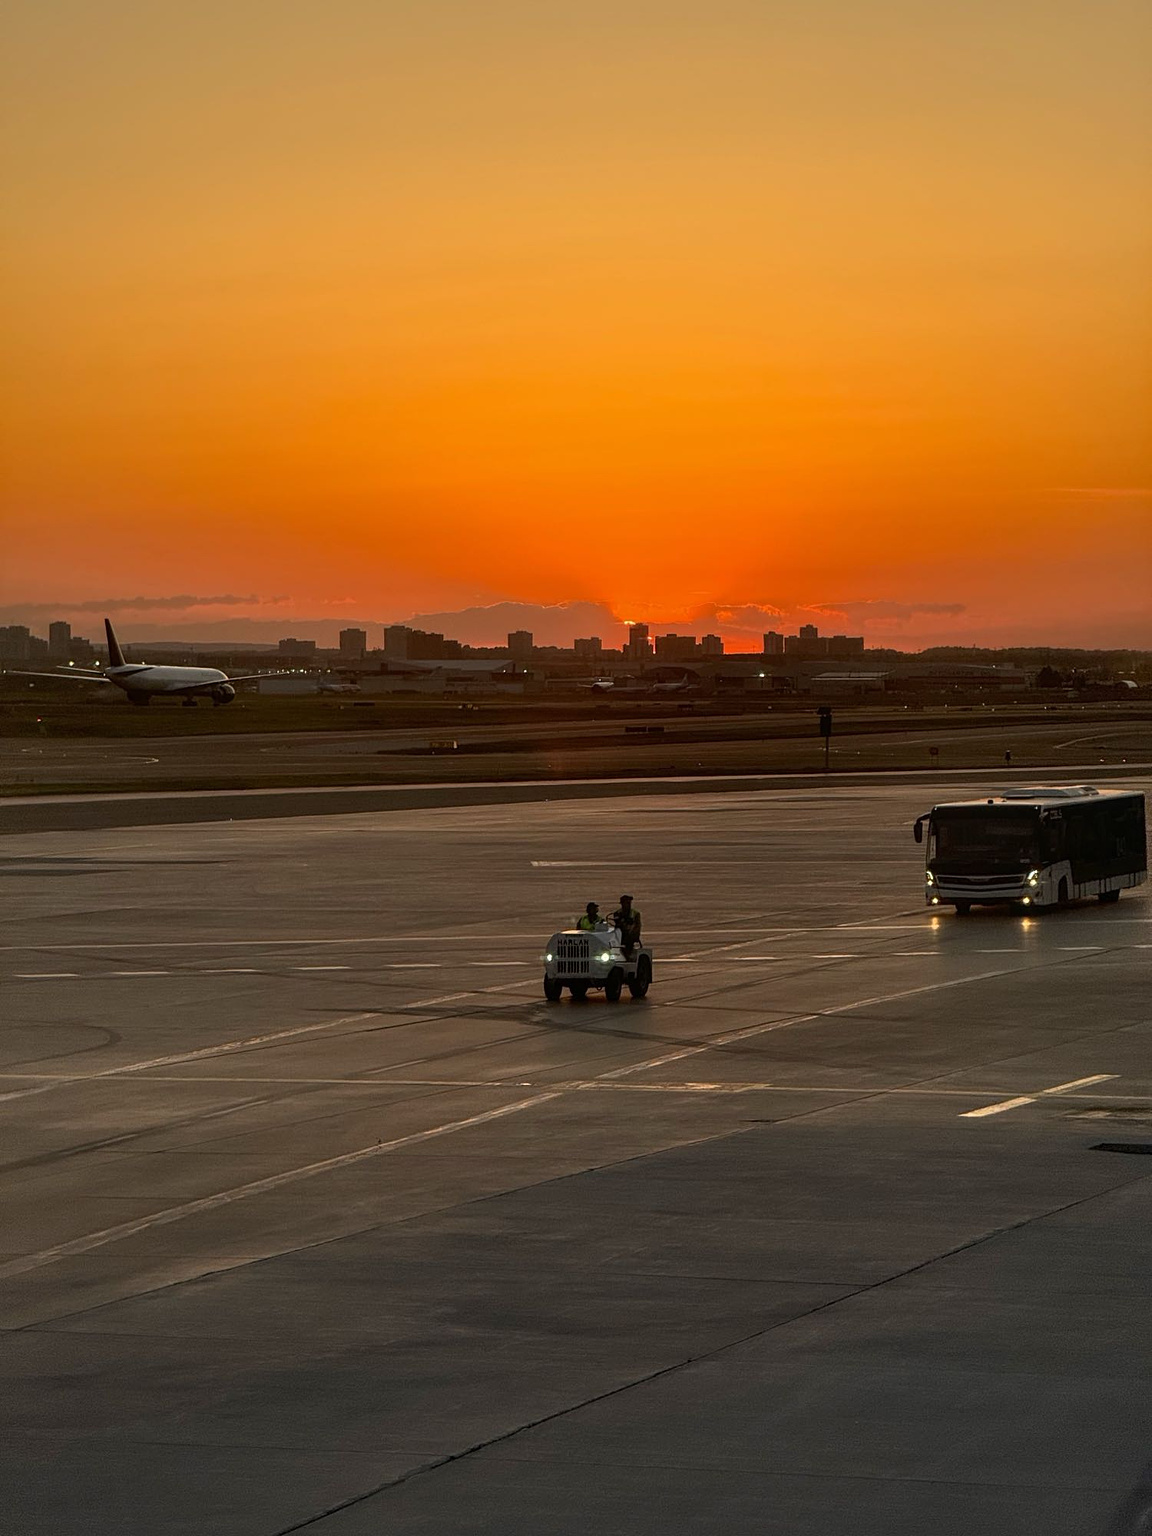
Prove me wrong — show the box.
[9,619,286,706]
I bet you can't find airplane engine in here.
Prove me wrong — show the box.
[211,683,237,706]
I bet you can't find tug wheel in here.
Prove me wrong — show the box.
[627,955,652,998]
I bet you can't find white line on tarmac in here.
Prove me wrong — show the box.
[590,965,1028,1085]
[0,1011,380,1106]
[1039,1075,1117,1094]
[13,972,77,979]
[961,1073,1117,1119]
[0,963,1030,1275]
[0,1089,568,1284]
[961,1096,1036,1119]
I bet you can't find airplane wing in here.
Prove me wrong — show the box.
[5,669,115,684]
[164,673,295,694]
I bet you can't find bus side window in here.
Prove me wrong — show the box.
[1043,816,1066,864]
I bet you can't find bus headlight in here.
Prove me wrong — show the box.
[925,870,935,885]
[1027,869,1040,887]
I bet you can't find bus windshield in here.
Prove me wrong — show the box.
[931,810,1040,873]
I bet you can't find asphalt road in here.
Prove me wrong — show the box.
[3,782,1152,1534]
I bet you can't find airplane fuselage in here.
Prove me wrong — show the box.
[104,664,238,702]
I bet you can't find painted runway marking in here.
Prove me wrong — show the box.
[1058,946,1103,952]
[961,1096,1036,1119]
[961,1074,1117,1119]
[0,1011,379,1105]
[13,972,78,979]
[0,1088,568,1284]
[530,861,640,868]
[109,970,169,977]
[1039,1074,1116,1095]
[0,963,1032,1274]
[293,965,351,972]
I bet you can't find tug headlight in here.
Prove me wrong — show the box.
[599,952,612,962]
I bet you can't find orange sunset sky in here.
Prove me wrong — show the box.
[3,1,1150,649]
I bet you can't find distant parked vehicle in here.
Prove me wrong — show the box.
[913,785,1147,913]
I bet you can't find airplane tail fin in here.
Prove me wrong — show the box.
[104,618,126,669]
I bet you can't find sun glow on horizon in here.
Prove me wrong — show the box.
[2,1,1150,647]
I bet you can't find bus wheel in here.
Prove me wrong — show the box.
[543,975,563,1002]
[954,902,971,915]
[1058,878,1069,906]
[1098,889,1121,905]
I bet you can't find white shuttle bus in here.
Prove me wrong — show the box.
[913,786,1147,914]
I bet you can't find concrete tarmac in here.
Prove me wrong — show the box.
[2,781,1151,1534]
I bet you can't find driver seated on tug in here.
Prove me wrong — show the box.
[576,902,603,932]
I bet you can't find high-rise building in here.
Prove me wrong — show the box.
[655,633,698,661]
[339,628,367,660]
[763,631,784,655]
[278,637,317,656]
[0,626,33,662]
[827,634,865,657]
[48,621,72,660]
[507,630,534,658]
[799,623,819,640]
[624,623,652,661]
[700,633,724,656]
[384,625,410,659]
[574,636,603,660]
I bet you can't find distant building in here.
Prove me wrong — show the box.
[624,623,652,661]
[655,633,698,661]
[384,625,410,659]
[0,625,33,663]
[48,621,72,660]
[507,630,534,658]
[799,623,819,640]
[827,634,864,657]
[700,633,724,656]
[763,631,784,655]
[383,625,462,662]
[574,636,603,660]
[339,627,367,661]
[69,636,95,664]
[278,637,317,657]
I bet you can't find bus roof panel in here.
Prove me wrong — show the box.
[929,785,1142,813]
